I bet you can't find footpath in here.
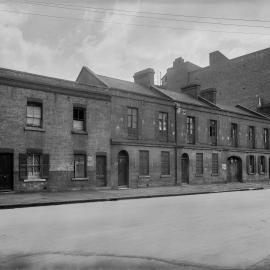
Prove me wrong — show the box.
[1,181,270,209]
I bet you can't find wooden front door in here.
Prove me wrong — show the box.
[96,156,106,187]
[181,154,189,184]
[0,154,13,190]
[228,157,241,182]
[118,152,129,186]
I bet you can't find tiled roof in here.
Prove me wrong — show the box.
[98,75,165,98]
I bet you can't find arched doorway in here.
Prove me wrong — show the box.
[181,153,189,184]
[118,150,129,186]
[227,156,242,182]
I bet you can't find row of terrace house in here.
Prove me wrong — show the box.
[0,65,270,192]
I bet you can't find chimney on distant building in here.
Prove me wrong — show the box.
[181,84,201,99]
[209,51,228,66]
[133,68,155,87]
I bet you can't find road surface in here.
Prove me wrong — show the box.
[1,189,270,269]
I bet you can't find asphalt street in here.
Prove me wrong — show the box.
[1,189,270,269]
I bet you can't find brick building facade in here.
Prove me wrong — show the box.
[1,61,270,192]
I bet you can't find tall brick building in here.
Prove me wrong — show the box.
[162,47,270,114]
[1,60,270,192]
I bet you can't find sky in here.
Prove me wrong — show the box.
[0,0,270,83]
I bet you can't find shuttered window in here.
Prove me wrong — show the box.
[19,153,50,180]
[248,126,255,149]
[212,153,218,175]
[161,151,170,175]
[209,120,217,146]
[231,123,238,147]
[127,107,138,138]
[263,128,269,149]
[139,150,149,176]
[196,153,203,175]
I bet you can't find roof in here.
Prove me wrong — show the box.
[98,75,165,98]
[154,87,269,119]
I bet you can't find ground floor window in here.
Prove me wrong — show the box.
[247,155,255,174]
[212,153,218,175]
[258,156,266,174]
[27,154,41,178]
[196,153,203,175]
[74,154,86,178]
[139,150,149,176]
[19,153,49,180]
[161,151,170,175]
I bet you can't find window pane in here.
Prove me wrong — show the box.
[74,155,86,178]
[73,120,84,131]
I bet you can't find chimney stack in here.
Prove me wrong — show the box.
[133,68,155,87]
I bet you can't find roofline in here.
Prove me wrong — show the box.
[77,66,109,87]
[197,96,221,109]
[236,104,270,120]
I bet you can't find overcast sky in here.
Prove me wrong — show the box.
[0,0,270,83]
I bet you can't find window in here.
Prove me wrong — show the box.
[196,153,203,175]
[247,155,255,174]
[127,107,138,138]
[161,151,170,175]
[19,153,49,180]
[263,128,269,149]
[74,154,86,178]
[258,156,266,174]
[73,107,86,131]
[158,112,168,140]
[231,123,238,147]
[27,154,41,178]
[139,150,149,176]
[212,153,218,175]
[27,102,42,127]
[187,116,195,144]
[209,120,217,146]
[248,126,255,148]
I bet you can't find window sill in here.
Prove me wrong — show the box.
[160,174,171,178]
[24,126,45,132]
[195,174,203,177]
[247,173,255,175]
[72,177,89,181]
[259,172,266,175]
[24,178,46,182]
[211,173,219,176]
[138,175,150,178]
[71,130,88,135]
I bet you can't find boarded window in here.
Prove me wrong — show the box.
[74,154,86,178]
[212,153,218,175]
[196,153,203,175]
[73,107,86,131]
[27,102,42,127]
[263,128,269,149]
[127,107,138,138]
[231,123,238,147]
[187,116,195,144]
[158,112,168,140]
[209,120,217,146]
[161,151,170,175]
[247,155,255,174]
[139,150,149,176]
[258,156,266,174]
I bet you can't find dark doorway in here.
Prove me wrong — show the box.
[96,155,107,187]
[0,153,13,190]
[181,153,189,184]
[118,150,129,186]
[227,156,242,182]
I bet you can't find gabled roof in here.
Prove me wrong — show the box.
[98,75,166,99]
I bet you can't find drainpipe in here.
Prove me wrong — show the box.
[174,102,179,185]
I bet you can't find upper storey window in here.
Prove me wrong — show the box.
[209,120,217,146]
[186,116,195,144]
[127,107,138,138]
[73,107,86,131]
[248,126,255,149]
[27,102,42,128]
[159,112,168,141]
[231,123,238,147]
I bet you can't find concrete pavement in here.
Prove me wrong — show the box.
[0,181,270,209]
